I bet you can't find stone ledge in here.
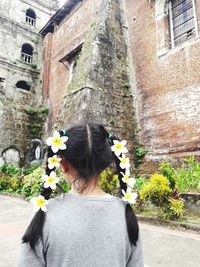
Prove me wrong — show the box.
[137,214,200,233]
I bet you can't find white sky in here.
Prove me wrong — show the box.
[59,0,67,7]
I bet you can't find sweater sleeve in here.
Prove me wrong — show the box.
[17,240,46,267]
[126,231,144,267]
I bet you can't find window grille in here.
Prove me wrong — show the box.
[21,52,33,63]
[26,16,36,27]
[21,43,33,64]
[169,0,197,47]
[26,8,36,27]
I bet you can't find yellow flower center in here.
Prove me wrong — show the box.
[47,176,55,184]
[115,143,123,150]
[125,193,132,200]
[52,137,62,147]
[124,175,129,182]
[36,198,46,207]
[50,158,58,164]
[121,158,127,164]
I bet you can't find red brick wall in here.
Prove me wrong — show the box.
[43,0,103,119]
[125,0,200,157]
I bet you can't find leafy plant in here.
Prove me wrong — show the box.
[0,164,20,175]
[99,168,120,195]
[10,175,23,193]
[134,177,147,190]
[134,145,147,166]
[0,174,11,191]
[163,197,184,220]
[140,173,172,206]
[21,167,44,198]
[159,161,176,189]
[25,107,37,115]
[30,64,37,69]
[40,106,49,114]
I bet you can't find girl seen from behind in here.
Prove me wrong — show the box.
[17,123,144,267]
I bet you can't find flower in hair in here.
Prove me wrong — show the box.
[122,187,138,205]
[118,154,130,169]
[42,171,59,190]
[46,130,68,153]
[30,195,49,212]
[111,140,128,157]
[48,155,62,169]
[120,170,136,188]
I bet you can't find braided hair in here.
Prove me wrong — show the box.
[22,123,139,251]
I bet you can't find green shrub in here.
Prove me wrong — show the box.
[21,167,45,199]
[140,173,172,206]
[22,164,40,176]
[159,156,200,193]
[99,168,119,195]
[0,164,20,175]
[0,173,11,190]
[21,167,71,199]
[174,156,200,193]
[159,161,176,190]
[163,197,184,220]
[10,175,23,193]
[135,177,147,190]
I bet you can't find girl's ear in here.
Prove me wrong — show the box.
[60,158,69,173]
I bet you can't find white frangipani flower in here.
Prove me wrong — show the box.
[118,154,130,169]
[111,140,128,157]
[46,130,68,153]
[120,169,136,188]
[42,171,59,190]
[122,187,138,205]
[30,195,49,212]
[48,155,62,169]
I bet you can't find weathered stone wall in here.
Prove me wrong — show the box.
[42,0,103,118]
[0,0,58,166]
[180,193,200,216]
[54,0,137,153]
[125,0,200,159]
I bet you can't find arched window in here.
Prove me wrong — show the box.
[26,8,36,27]
[169,0,198,48]
[16,81,31,91]
[21,43,33,63]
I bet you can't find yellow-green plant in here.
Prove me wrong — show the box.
[163,197,184,220]
[0,173,11,191]
[21,167,45,199]
[99,168,119,195]
[10,175,23,193]
[140,173,172,206]
[21,167,70,199]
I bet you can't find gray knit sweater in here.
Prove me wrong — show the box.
[17,193,144,267]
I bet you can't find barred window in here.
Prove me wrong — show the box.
[169,0,197,47]
[26,8,36,27]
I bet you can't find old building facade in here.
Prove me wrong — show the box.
[1,0,199,167]
[126,0,200,160]
[0,0,58,166]
[40,0,200,165]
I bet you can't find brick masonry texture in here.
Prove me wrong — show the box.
[43,0,200,164]
[125,0,200,158]
[43,0,138,155]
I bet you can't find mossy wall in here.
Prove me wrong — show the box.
[0,96,48,166]
[57,0,138,160]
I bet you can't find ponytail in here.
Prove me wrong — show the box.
[22,146,54,251]
[108,134,139,247]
